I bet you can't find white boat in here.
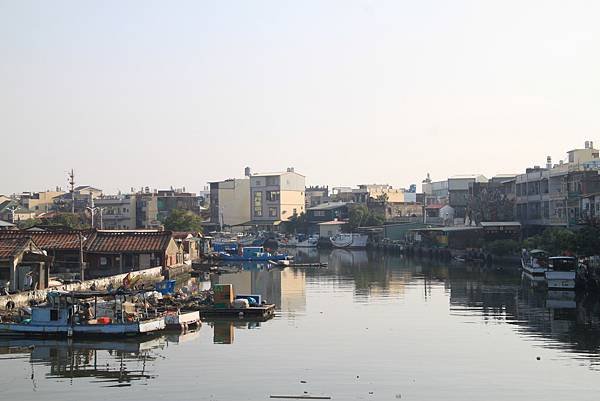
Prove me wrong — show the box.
[545,256,578,290]
[521,249,549,283]
[0,291,166,338]
[330,233,368,249]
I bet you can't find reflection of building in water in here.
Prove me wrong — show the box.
[214,268,305,312]
[281,269,305,312]
[0,337,173,386]
[210,321,264,344]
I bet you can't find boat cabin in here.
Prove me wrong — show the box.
[548,256,577,271]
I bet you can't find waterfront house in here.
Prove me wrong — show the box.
[172,231,201,262]
[84,230,182,277]
[0,230,86,274]
[318,221,346,239]
[0,236,51,292]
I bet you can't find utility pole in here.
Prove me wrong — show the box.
[86,197,98,228]
[79,232,86,282]
[6,206,18,223]
[68,169,75,214]
[98,207,105,230]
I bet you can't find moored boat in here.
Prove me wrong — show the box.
[217,246,290,262]
[545,256,578,290]
[330,233,368,249]
[521,249,549,284]
[0,291,166,338]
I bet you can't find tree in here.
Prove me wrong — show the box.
[575,224,600,256]
[19,213,89,230]
[346,205,384,231]
[163,209,203,232]
[286,212,308,234]
[522,227,576,255]
[484,239,520,257]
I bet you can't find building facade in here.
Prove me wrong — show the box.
[209,178,251,227]
[249,168,306,228]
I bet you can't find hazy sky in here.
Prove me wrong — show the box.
[1,0,599,194]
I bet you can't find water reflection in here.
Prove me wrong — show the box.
[292,250,600,358]
[211,266,306,312]
[0,334,198,387]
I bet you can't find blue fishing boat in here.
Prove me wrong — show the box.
[218,246,290,262]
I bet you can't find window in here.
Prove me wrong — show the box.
[269,207,278,217]
[266,176,278,186]
[293,208,297,215]
[266,191,280,201]
[123,207,127,213]
[254,192,263,217]
[50,309,59,321]
[100,257,107,266]
[314,210,326,217]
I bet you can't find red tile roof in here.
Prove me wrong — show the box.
[0,237,33,259]
[85,231,173,253]
[0,231,84,251]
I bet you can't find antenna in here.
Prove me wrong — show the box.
[68,169,75,213]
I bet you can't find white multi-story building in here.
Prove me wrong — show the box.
[249,168,306,229]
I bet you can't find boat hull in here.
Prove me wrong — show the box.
[545,271,576,290]
[0,317,166,338]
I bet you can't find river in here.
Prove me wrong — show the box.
[1,249,600,400]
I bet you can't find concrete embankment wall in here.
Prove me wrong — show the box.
[0,266,164,310]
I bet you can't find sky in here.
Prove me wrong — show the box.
[1,0,600,195]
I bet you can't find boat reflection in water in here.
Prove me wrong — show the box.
[0,332,200,387]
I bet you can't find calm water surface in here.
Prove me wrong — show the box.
[2,249,600,400]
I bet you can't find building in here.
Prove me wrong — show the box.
[318,220,346,239]
[466,174,517,224]
[306,202,349,234]
[305,186,329,208]
[209,178,251,227]
[0,230,86,274]
[0,200,36,223]
[20,190,65,215]
[0,220,16,231]
[248,168,306,230]
[448,174,488,221]
[135,187,204,229]
[367,199,423,222]
[0,236,51,292]
[95,195,137,230]
[84,230,182,276]
[515,142,600,230]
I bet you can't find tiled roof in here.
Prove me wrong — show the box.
[0,237,32,259]
[85,231,173,253]
[0,231,84,251]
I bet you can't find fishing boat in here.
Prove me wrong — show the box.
[521,249,549,284]
[545,256,578,290]
[218,246,290,262]
[330,233,368,249]
[280,234,318,248]
[0,291,166,338]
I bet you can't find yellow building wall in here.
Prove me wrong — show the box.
[280,190,305,221]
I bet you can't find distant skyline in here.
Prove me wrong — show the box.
[2,1,599,194]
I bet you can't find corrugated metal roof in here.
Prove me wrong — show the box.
[86,231,173,253]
